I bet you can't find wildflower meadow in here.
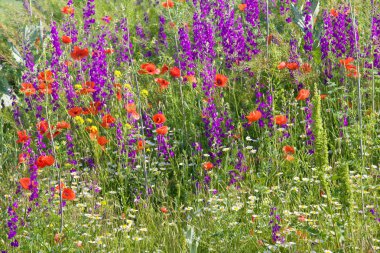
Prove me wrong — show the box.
[0,0,379,252]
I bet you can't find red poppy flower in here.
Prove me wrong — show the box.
[36,155,55,169]
[38,83,52,95]
[62,188,75,200]
[320,94,328,100]
[274,115,287,125]
[277,62,286,70]
[17,130,30,144]
[246,110,262,123]
[61,35,72,44]
[138,63,160,75]
[296,89,310,101]
[238,4,247,11]
[137,139,145,151]
[46,130,61,140]
[282,145,295,154]
[286,62,299,70]
[55,182,65,192]
[97,136,108,146]
[68,107,83,117]
[152,113,166,124]
[300,63,311,73]
[169,67,181,78]
[20,178,34,190]
[214,74,228,87]
[162,0,174,8]
[339,57,354,67]
[203,162,214,171]
[160,207,168,213]
[160,64,169,75]
[78,81,96,95]
[84,101,102,115]
[104,48,114,54]
[184,75,197,83]
[330,8,338,17]
[156,126,168,135]
[62,6,74,15]
[125,103,137,113]
[285,155,295,161]
[71,46,89,61]
[38,70,54,84]
[37,120,49,134]
[101,114,116,128]
[20,83,36,96]
[155,78,170,89]
[18,153,30,164]
[56,121,71,130]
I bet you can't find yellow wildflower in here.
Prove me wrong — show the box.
[74,116,84,125]
[114,70,122,78]
[141,89,149,97]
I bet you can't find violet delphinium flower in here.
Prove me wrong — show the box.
[269,207,285,244]
[143,113,154,138]
[66,131,77,165]
[320,10,333,80]
[245,0,261,56]
[157,132,174,161]
[158,16,168,48]
[372,15,380,70]
[331,11,347,58]
[28,155,39,202]
[89,31,108,102]
[303,1,313,60]
[49,21,62,111]
[250,83,273,129]
[218,5,247,67]
[83,0,96,35]
[62,64,77,108]
[115,18,133,65]
[344,7,359,58]
[178,27,195,75]
[7,202,19,247]
[229,150,248,187]
[192,13,216,63]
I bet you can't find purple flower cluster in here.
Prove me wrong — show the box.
[50,21,62,110]
[320,10,333,79]
[229,150,248,187]
[369,208,380,222]
[245,0,261,56]
[90,31,109,102]
[66,131,77,165]
[114,18,133,65]
[372,15,380,70]
[303,1,313,60]
[269,207,285,244]
[250,83,273,129]
[158,16,168,48]
[7,202,19,247]
[193,13,216,63]
[83,0,96,35]
[178,27,195,76]
[156,132,174,161]
[218,6,247,67]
